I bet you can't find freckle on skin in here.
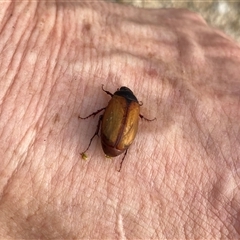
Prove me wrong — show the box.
[82,23,91,33]
[53,113,60,123]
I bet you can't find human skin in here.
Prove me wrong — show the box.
[0,1,240,239]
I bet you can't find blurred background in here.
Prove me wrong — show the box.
[106,0,240,43]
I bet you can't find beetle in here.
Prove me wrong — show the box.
[79,85,155,171]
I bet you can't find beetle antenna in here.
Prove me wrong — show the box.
[118,149,128,172]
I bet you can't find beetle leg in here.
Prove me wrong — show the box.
[79,107,105,119]
[81,115,103,154]
[118,149,128,172]
[139,114,156,122]
[102,84,113,97]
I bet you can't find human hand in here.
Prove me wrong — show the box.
[0,1,239,238]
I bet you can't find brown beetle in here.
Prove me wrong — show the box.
[79,85,155,171]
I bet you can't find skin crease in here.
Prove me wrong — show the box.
[0,0,240,239]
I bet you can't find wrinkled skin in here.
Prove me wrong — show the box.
[0,1,240,239]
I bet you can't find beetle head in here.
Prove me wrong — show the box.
[115,86,139,103]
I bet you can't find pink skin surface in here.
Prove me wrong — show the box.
[0,1,240,239]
